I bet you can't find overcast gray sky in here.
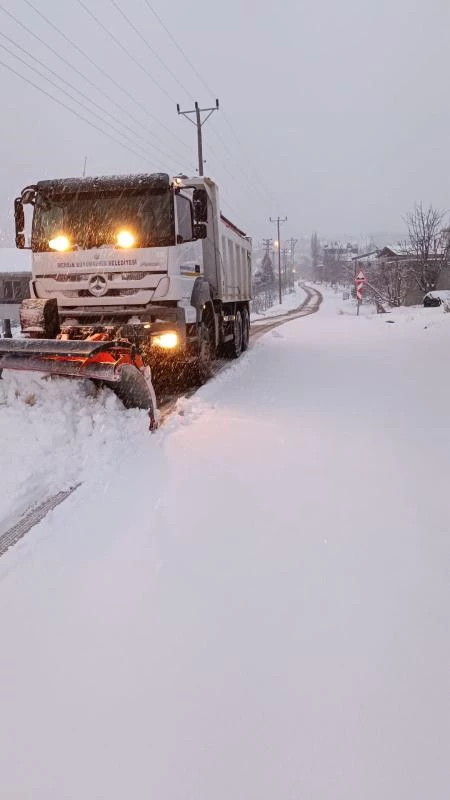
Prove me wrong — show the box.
[0,0,449,243]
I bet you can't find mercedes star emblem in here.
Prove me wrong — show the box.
[88,274,108,297]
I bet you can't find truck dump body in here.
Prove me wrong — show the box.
[218,213,252,303]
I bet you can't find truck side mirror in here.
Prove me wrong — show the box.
[14,198,25,248]
[193,189,208,223]
[193,223,207,240]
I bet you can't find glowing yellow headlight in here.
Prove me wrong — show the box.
[49,235,70,252]
[151,332,178,350]
[117,230,135,248]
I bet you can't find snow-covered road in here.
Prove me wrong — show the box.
[0,290,449,799]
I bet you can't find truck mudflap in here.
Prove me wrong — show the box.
[0,338,158,429]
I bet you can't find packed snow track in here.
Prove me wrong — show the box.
[158,283,322,421]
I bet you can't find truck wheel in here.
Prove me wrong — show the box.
[196,322,213,383]
[225,309,243,359]
[241,307,250,351]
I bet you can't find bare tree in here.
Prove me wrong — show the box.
[404,203,450,292]
[369,258,411,307]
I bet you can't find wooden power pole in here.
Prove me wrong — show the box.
[177,100,219,176]
[270,216,287,304]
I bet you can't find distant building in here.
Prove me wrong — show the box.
[0,248,31,323]
[320,241,358,283]
[352,245,450,305]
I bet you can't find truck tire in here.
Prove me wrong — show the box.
[225,309,243,359]
[241,307,250,351]
[195,321,213,383]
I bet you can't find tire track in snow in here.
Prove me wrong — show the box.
[158,284,322,422]
[0,485,80,559]
[250,283,322,340]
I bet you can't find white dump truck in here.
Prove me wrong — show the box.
[0,173,252,425]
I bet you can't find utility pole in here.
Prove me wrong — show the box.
[177,99,219,176]
[282,248,289,292]
[269,216,287,304]
[289,237,298,289]
[261,238,274,306]
[82,156,87,177]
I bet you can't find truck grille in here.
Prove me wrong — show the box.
[62,288,140,298]
[53,271,148,282]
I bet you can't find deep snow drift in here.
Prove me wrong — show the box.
[0,292,449,799]
[0,373,147,532]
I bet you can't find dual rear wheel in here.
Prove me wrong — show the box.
[225,306,250,359]
[196,305,250,383]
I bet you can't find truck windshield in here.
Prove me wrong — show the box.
[32,189,174,251]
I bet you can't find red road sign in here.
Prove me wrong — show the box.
[355,269,366,282]
[356,282,364,301]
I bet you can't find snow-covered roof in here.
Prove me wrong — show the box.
[351,250,379,262]
[379,245,406,257]
[0,248,31,274]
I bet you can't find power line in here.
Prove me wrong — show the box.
[72,0,192,154]
[208,128,273,205]
[0,31,186,171]
[202,138,269,211]
[221,194,260,235]
[0,38,155,162]
[109,0,192,101]
[221,112,275,202]
[143,0,215,98]
[0,56,154,165]
[141,0,274,204]
[18,0,192,156]
[70,0,174,104]
[174,100,263,223]
[0,2,190,165]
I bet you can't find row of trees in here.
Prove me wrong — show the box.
[252,250,277,313]
[252,245,296,313]
[311,204,450,306]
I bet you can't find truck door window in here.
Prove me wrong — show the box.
[176,194,193,243]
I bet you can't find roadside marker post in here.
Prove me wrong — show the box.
[355,269,366,316]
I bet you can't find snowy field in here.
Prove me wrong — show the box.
[0,291,449,799]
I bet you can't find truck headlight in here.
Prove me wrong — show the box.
[151,332,178,349]
[117,230,135,248]
[49,235,70,251]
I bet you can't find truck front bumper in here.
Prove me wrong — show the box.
[58,303,196,352]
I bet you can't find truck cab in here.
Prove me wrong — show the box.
[15,172,252,369]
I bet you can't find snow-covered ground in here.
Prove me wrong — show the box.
[0,293,449,799]
[251,281,306,320]
[0,374,148,532]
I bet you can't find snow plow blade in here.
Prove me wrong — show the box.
[0,338,157,427]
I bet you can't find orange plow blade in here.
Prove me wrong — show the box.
[0,339,157,428]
